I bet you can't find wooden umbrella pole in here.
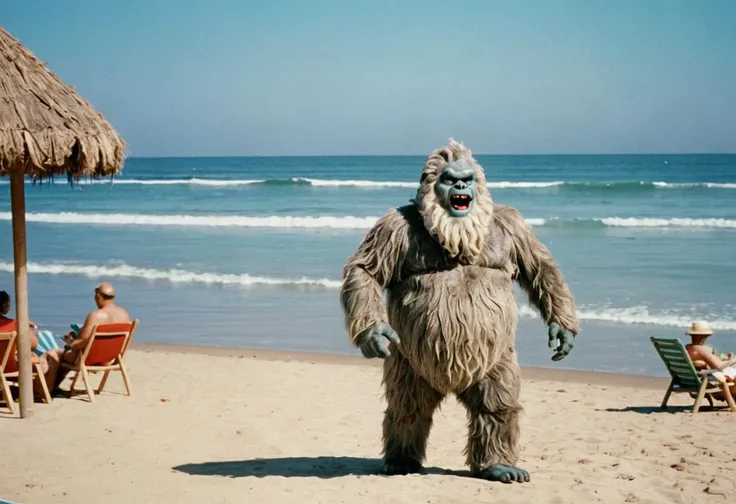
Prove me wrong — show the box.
[10,170,34,418]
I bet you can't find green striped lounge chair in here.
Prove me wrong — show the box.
[650,337,736,414]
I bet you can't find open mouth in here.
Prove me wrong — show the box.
[450,194,472,211]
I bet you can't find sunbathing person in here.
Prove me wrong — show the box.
[1,290,40,352]
[1,290,54,400]
[684,321,736,402]
[685,321,736,379]
[42,283,131,392]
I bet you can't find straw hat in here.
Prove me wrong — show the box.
[686,320,714,336]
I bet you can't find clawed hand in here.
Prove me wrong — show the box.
[358,323,400,359]
[548,322,575,361]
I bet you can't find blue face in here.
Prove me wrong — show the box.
[434,159,477,217]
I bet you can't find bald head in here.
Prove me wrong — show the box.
[95,283,116,300]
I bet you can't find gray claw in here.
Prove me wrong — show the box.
[476,464,530,484]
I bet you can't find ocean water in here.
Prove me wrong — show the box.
[1,154,735,377]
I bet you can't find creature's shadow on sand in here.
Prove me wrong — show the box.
[173,456,469,479]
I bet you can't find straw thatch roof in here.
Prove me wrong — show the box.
[0,26,126,180]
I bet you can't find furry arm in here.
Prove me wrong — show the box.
[495,205,581,334]
[340,209,409,346]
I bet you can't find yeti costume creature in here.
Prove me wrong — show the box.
[340,140,580,483]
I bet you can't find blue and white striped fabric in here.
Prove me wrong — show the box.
[34,330,62,356]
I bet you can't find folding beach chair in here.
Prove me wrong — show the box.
[0,331,16,414]
[60,320,138,403]
[650,336,736,414]
[1,331,52,414]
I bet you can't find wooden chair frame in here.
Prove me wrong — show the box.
[651,336,736,414]
[60,320,138,403]
[0,331,16,414]
[1,331,52,414]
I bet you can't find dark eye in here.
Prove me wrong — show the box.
[461,176,473,183]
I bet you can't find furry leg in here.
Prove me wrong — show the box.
[381,351,444,475]
[457,351,529,483]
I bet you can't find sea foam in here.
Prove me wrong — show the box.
[2,260,733,330]
[2,212,734,230]
[0,261,340,290]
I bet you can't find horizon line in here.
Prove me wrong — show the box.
[123,152,736,160]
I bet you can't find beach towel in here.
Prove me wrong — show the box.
[33,330,63,356]
[712,366,736,384]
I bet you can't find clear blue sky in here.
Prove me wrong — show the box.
[2,0,735,156]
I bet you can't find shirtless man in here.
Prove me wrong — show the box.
[42,283,131,391]
[684,321,736,396]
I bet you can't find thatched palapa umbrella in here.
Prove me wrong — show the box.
[1,26,126,418]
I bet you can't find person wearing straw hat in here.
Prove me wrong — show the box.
[685,321,736,386]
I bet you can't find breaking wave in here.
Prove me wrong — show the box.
[652,181,736,189]
[5,177,734,190]
[4,177,558,189]
[1,260,733,331]
[2,212,735,230]
[594,217,736,229]
[539,217,736,229]
[0,261,341,290]
[518,306,736,331]
[0,212,379,229]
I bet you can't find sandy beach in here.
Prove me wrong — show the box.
[1,343,735,504]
